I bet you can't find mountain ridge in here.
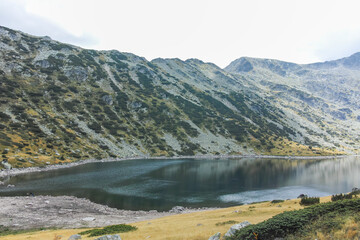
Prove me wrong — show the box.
[0,25,357,168]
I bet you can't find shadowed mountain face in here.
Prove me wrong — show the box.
[0,26,358,168]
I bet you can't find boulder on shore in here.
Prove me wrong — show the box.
[224,221,251,237]
[169,206,185,213]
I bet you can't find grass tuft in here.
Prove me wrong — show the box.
[215,220,238,226]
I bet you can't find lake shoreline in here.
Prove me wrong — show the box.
[0,154,349,178]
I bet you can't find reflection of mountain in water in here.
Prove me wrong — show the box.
[291,156,360,193]
[0,157,359,210]
[153,157,360,193]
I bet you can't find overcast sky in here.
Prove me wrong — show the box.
[1,0,360,67]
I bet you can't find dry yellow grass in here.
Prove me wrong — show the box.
[1,196,333,240]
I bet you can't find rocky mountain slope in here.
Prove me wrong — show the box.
[0,26,356,168]
[225,55,360,152]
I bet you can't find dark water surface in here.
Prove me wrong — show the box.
[0,157,359,211]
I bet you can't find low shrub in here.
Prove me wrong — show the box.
[331,193,352,201]
[79,224,137,237]
[271,200,284,204]
[227,198,360,240]
[331,189,359,202]
[300,196,320,206]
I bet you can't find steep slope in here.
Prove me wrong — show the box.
[225,55,360,152]
[0,26,346,168]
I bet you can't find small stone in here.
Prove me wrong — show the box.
[68,234,82,240]
[81,217,95,221]
[45,200,50,204]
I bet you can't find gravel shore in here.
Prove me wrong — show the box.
[0,195,210,230]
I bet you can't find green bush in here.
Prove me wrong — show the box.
[271,199,284,204]
[331,193,353,201]
[300,196,320,206]
[79,224,137,237]
[227,198,360,240]
[332,189,359,201]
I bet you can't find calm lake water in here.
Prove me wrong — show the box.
[0,156,359,211]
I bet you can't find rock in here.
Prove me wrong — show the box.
[297,194,307,198]
[129,101,142,109]
[102,95,113,105]
[0,181,4,185]
[7,184,15,188]
[224,221,251,237]
[94,235,121,240]
[65,66,88,82]
[45,200,50,204]
[169,206,185,213]
[35,60,51,68]
[208,232,221,240]
[1,161,12,170]
[68,234,82,240]
[82,217,95,221]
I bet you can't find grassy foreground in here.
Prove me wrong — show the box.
[1,196,334,240]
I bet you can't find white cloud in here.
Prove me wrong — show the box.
[0,0,97,47]
[1,0,360,67]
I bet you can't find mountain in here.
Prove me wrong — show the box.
[226,54,360,151]
[0,26,357,168]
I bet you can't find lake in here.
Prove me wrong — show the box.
[0,156,359,211]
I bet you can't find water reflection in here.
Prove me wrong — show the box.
[0,156,359,210]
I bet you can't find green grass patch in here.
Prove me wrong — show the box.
[78,224,137,237]
[0,225,57,236]
[271,199,285,204]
